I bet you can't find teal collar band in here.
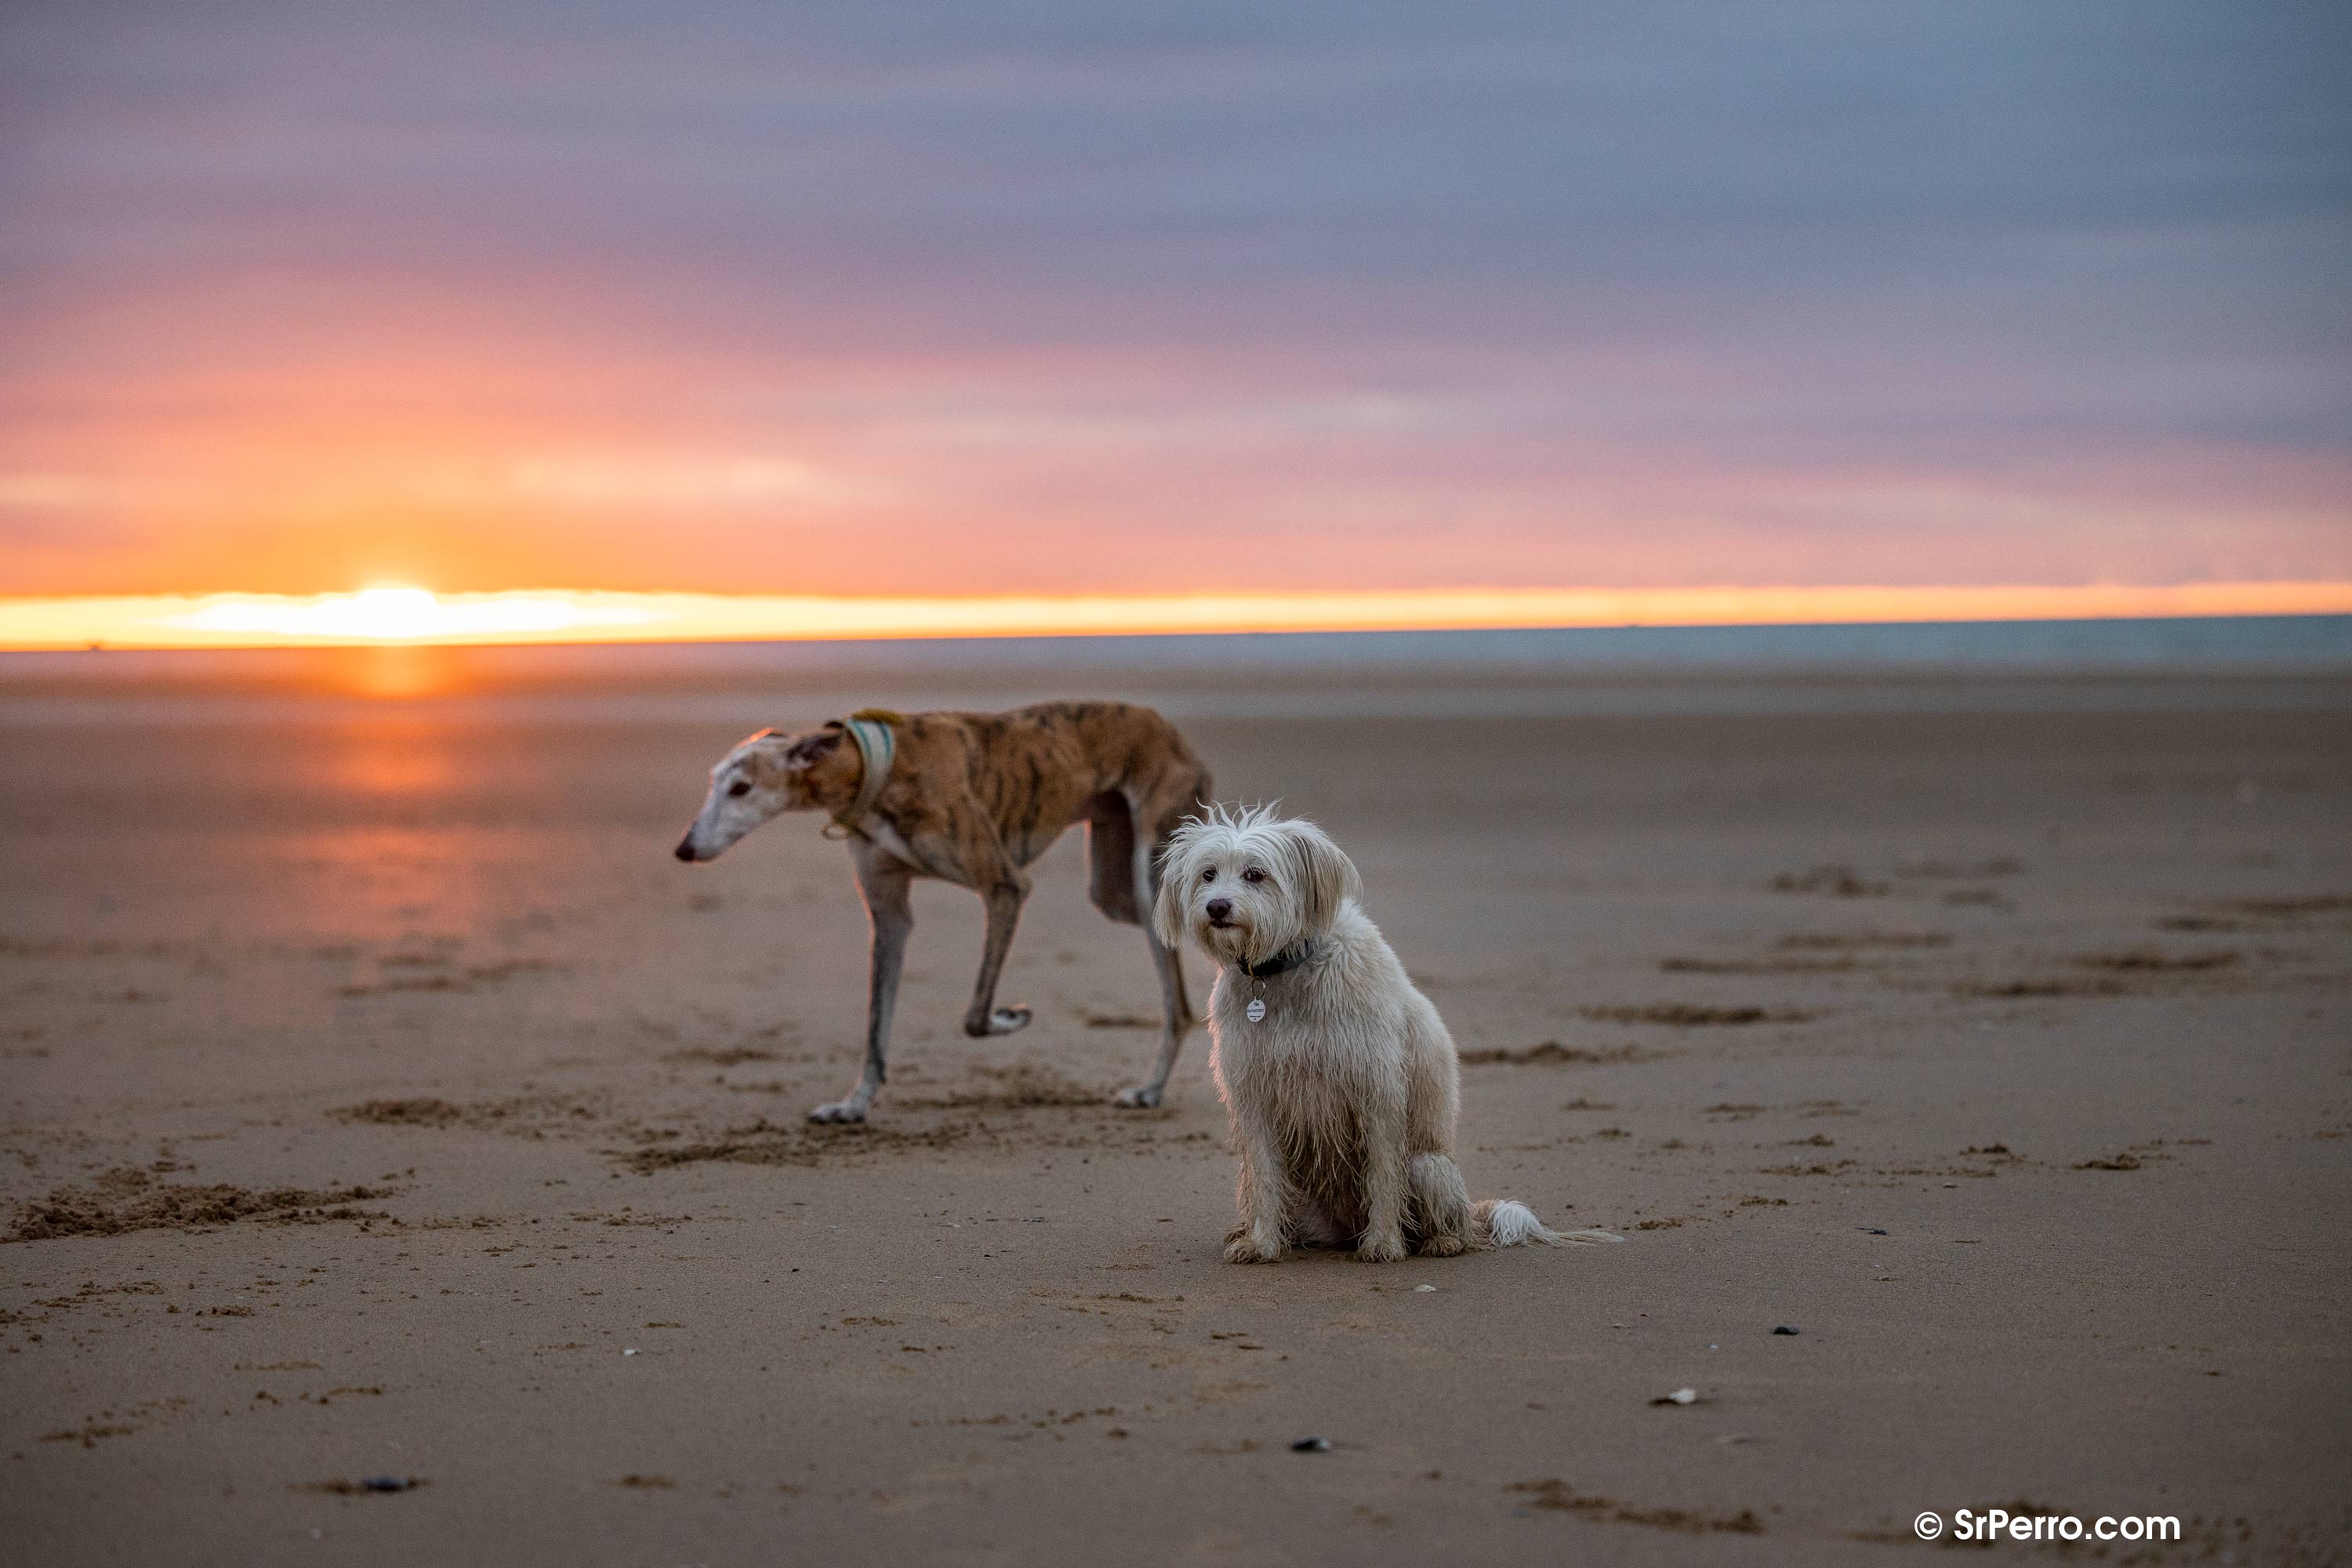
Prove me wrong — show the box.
[829,717,896,837]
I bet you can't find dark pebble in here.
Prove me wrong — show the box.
[1291,1436,1331,1452]
[1771,1326,1800,1335]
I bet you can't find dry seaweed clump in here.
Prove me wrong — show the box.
[327,1093,605,1136]
[1581,1004,1807,1027]
[5,1167,390,1243]
[1508,1479,1763,1534]
[1457,1041,1646,1066]
[1769,866,1889,897]
[619,1117,980,1174]
[2073,949,2238,973]
[909,1062,1105,1110]
[333,1097,466,1126]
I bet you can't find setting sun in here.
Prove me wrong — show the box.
[278,586,441,640]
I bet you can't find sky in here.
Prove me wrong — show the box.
[2,2,2348,642]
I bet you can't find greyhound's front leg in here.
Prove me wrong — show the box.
[812,852,913,1123]
[961,873,1034,1037]
[1116,840,1193,1109]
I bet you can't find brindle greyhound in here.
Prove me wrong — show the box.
[674,701,1214,1123]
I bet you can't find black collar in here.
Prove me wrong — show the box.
[1238,942,1316,980]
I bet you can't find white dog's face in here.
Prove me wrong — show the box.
[674,726,853,862]
[1153,808,1362,967]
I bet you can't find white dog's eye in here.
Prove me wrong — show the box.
[727,779,752,797]
[1242,866,1265,884]
[1200,866,1216,883]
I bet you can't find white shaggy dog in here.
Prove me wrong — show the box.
[1156,805,1618,1264]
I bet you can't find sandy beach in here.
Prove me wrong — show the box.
[3,641,2349,1566]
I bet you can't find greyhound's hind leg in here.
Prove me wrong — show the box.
[1083,791,1141,924]
[959,844,1034,1038]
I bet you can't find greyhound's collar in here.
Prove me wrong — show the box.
[1237,941,1316,980]
[823,717,896,840]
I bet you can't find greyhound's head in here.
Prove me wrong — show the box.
[674,724,861,862]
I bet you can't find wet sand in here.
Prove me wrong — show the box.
[3,654,2350,1565]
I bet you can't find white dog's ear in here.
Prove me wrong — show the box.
[1276,818,1360,935]
[1152,827,1200,949]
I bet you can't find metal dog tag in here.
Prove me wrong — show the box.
[1246,999,1267,1022]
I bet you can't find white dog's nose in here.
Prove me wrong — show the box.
[674,834,699,862]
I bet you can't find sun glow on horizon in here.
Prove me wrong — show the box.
[162,585,662,643]
[0,580,2347,653]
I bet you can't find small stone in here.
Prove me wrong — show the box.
[1291,1436,1331,1452]
[1772,1325,1800,1335]
[1414,1284,1436,1294]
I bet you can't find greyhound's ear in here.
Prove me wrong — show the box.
[1152,827,1202,949]
[784,728,844,765]
[1276,818,1360,935]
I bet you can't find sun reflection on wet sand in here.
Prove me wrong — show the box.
[343,645,462,701]
[323,719,463,797]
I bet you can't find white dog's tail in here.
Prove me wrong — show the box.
[1472,1198,1624,1249]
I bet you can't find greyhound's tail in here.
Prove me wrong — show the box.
[1472,1198,1624,1249]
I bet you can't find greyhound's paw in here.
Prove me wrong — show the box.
[1417,1232,1468,1258]
[1355,1232,1408,1264]
[1112,1083,1163,1109]
[967,1005,1030,1037]
[808,1098,869,1125]
[1223,1234,1284,1265]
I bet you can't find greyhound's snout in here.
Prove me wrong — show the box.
[674,834,699,862]
[1205,898,1233,922]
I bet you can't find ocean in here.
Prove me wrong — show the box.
[2,615,2348,727]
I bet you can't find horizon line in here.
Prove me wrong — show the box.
[1,581,2348,652]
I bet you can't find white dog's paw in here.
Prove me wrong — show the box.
[965,1005,1032,1038]
[1355,1231,1408,1264]
[1112,1083,1162,1109]
[1223,1233,1284,1265]
[1417,1233,1468,1258]
[808,1098,868,1124]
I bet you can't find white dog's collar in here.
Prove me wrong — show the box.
[826,717,896,838]
[1237,941,1316,980]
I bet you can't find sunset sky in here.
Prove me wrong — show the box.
[2,3,2347,645]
